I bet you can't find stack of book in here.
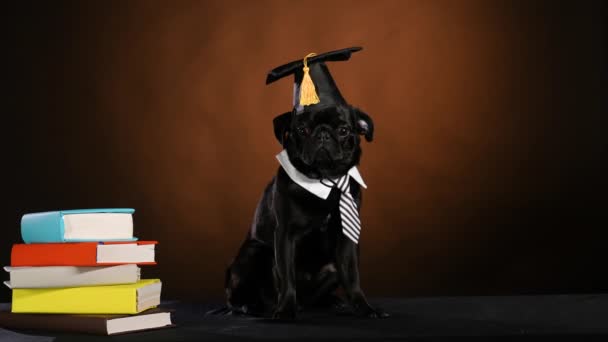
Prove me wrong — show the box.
[0,208,174,335]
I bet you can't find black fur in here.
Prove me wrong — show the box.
[225,104,387,319]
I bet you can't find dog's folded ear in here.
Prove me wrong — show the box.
[352,107,374,142]
[273,111,293,146]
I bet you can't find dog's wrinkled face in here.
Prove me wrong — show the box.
[273,105,374,179]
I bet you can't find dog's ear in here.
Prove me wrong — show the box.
[273,111,292,146]
[353,107,374,142]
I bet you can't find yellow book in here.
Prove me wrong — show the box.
[11,279,161,314]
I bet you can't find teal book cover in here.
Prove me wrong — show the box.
[21,208,137,244]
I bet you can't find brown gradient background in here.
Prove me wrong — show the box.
[3,0,607,302]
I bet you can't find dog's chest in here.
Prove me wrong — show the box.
[290,182,342,212]
[318,212,332,232]
[289,186,342,234]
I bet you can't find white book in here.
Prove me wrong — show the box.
[3,264,140,289]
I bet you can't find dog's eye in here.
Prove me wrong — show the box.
[337,126,350,137]
[297,127,310,136]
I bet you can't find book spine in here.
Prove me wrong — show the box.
[0,312,109,335]
[7,265,140,288]
[10,243,100,266]
[20,211,65,243]
[11,285,138,314]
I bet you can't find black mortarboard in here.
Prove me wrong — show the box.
[266,47,363,114]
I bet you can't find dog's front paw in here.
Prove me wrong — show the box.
[355,305,390,319]
[272,307,297,320]
[272,292,298,320]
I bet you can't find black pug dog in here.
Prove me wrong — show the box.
[224,102,388,319]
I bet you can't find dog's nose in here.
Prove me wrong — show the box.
[317,130,330,143]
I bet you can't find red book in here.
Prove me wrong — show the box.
[11,241,157,266]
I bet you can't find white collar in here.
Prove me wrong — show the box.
[276,149,367,200]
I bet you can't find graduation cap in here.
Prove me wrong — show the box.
[266,47,363,114]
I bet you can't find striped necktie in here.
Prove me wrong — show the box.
[322,175,361,244]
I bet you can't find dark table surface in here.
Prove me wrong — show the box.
[2,294,608,341]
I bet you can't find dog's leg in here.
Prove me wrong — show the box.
[225,239,275,316]
[335,237,389,318]
[272,226,298,319]
[300,263,343,309]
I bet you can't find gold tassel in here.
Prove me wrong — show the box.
[299,52,320,106]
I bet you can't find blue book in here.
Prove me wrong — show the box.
[21,208,138,244]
